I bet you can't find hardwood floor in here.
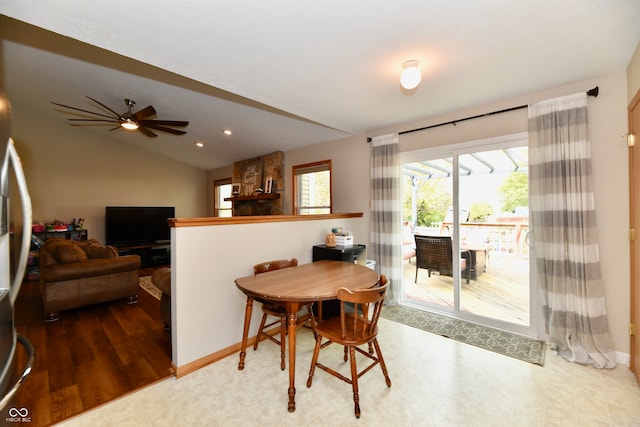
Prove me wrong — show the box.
[6,275,172,427]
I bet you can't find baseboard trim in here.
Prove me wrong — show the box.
[173,326,285,378]
[173,331,284,378]
[616,351,630,367]
[174,340,247,378]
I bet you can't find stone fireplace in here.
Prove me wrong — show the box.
[230,151,284,215]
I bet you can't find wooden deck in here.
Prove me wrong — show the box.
[402,252,530,326]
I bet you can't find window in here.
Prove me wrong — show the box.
[292,160,332,215]
[214,178,233,217]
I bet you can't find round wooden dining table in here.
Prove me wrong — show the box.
[235,260,379,412]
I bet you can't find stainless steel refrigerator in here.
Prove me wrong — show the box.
[0,94,35,412]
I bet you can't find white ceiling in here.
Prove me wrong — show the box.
[1,1,639,170]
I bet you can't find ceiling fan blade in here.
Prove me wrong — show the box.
[138,119,189,127]
[133,105,156,120]
[137,125,158,138]
[141,122,188,135]
[68,118,120,123]
[54,97,186,138]
[51,101,117,120]
[86,96,124,120]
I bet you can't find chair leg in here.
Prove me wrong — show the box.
[373,338,392,387]
[279,314,286,371]
[253,313,269,350]
[306,335,322,387]
[348,346,361,418]
[414,267,418,283]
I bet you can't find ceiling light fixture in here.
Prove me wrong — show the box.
[195,141,204,148]
[223,129,232,136]
[120,118,139,130]
[400,60,421,90]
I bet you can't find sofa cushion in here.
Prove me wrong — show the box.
[49,242,89,263]
[85,246,118,259]
[44,237,72,251]
[42,255,141,282]
[75,240,118,259]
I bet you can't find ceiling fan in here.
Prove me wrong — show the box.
[51,96,189,137]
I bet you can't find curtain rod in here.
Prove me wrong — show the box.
[366,86,599,142]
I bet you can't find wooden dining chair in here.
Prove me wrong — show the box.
[306,275,391,418]
[252,258,315,370]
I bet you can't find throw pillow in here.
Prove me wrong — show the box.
[44,237,71,250]
[50,243,88,263]
[85,246,118,259]
[75,239,118,259]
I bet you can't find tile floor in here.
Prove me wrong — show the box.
[58,318,640,426]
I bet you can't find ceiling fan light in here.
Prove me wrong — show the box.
[400,60,421,90]
[121,119,139,130]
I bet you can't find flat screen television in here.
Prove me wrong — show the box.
[105,206,175,247]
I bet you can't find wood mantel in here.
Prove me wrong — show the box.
[169,212,363,228]
[223,193,280,202]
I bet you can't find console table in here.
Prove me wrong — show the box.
[115,243,170,268]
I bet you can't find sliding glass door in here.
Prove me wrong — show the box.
[401,134,537,337]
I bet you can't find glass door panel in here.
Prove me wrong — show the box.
[402,140,533,335]
[403,157,455,312]
[458,147,530,326]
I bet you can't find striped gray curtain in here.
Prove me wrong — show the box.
[370,133,402,305]
[529,93,616,368]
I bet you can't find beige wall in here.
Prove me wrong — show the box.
[627,41,640,101]
[171,216,366,368]
[10,100,208,243]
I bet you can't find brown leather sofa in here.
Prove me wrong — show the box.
[39,238,141,321]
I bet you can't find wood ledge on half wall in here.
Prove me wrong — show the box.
[168,212,364,228]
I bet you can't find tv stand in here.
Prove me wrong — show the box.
[115,242,170,268]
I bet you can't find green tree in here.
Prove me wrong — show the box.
[498,171,528,213]
[404,176,451,226]
[468,202,493,222]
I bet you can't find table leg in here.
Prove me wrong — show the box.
[238,296,253,370]
[286,301,299,412]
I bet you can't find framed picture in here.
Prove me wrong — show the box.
[240,159,263,195]
[231,183,241,196]
[265,176,273,194]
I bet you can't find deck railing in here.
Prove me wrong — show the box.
[415,222,530,259]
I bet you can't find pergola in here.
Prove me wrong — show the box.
[403,146,529,227]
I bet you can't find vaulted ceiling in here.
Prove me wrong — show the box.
[1,1,638,170]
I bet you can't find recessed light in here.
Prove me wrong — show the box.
[223,129,232,136]
[194,141,204,148]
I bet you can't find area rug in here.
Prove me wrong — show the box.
[381,304,546,366]
[139,275,162,300]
